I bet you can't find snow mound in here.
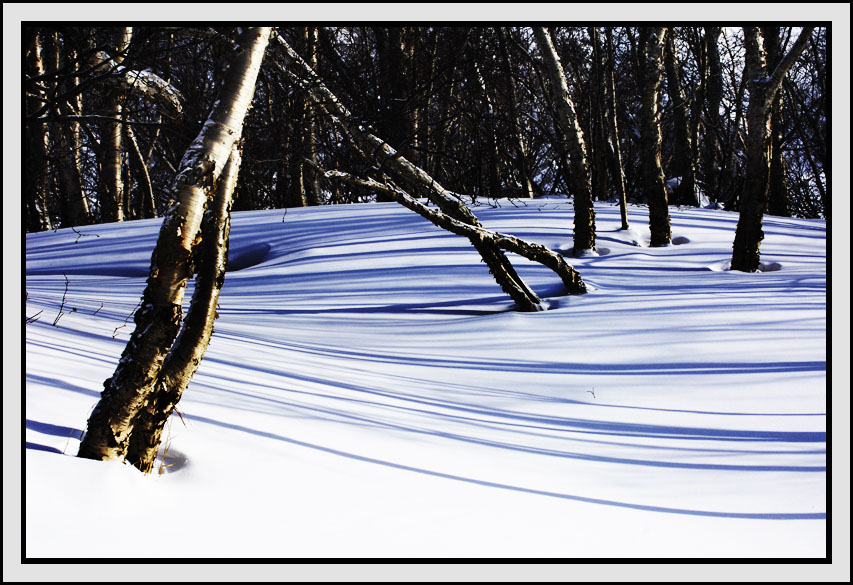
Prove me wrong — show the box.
[24,201,827,558]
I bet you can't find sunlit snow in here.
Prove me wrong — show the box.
[24,199,826,558]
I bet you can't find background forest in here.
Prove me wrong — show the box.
[24,25,829,232]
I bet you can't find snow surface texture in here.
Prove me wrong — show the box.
[25,200,826,559]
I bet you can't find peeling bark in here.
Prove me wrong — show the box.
[78,27,271,465]
[126,145,241,472]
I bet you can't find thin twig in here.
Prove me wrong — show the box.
[113,301,141,338]
[26,310,43,324]
[71,225,100,244]
[93,302,104,316]
[53,274,70,326]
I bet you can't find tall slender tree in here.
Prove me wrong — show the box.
[638,27,671,247]
[730,26,813,272]
[603,27,630,230]
[664,29,698,207]
[533,27,596,254]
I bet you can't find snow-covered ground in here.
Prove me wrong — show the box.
[21,199,832,561]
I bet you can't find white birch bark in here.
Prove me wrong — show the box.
[79,27,271,464]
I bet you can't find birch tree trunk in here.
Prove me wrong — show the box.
[533,27,596,254]
[304,27,323,206]
[126,144,241,472]
[78,27,271,466]
[639,27,671,247]
[730,26,813,272]
[99,89,125,223]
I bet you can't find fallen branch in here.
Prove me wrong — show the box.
[315,166,586,294]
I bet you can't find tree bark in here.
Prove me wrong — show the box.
[78,27,271,465]
[731,26,813,272]
[533,27,596,254]
[763,27,791,217]
[304,27,323,206]
[603,27,630,230]
[45,31,90,227]
[126,144,241,472]
[471,48,501,198]
[99,89,125,223]
[25,28,53,232]
[664,30,698,206]
[639,27,671,247]
[588,27,610,203]
[703,26,724,205]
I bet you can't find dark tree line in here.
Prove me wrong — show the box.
[25,26,828,233]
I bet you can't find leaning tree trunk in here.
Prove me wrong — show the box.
[126,144,241,472]
[270,32,585,310]
[323,170,586,295]
[78,27,271,466]
[730,26,813,272]
[533,27,596,254]
[639,27,671,247]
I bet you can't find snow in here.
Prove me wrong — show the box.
[22,200,830,560]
